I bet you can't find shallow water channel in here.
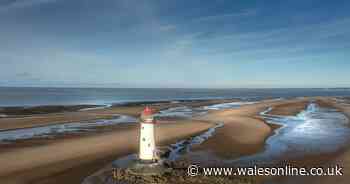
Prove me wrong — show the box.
[231,103,350,166]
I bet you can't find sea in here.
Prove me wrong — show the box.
[0,87,349,107]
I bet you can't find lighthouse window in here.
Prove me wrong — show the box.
[148,143,151,147]
[142,126,144,130]
[142,138,146,141]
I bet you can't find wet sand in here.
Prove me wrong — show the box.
[78,98,317,184]
[0,99,236,131]
[192,98,310,160]
[268,100,309,116]
[0,120,214,184]
[265,98,350,184]
[0,98,279,184]
[305,98,350,184]
[0,105,101,116]
[1,97,349,184]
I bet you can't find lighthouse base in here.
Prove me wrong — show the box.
[111,154,171,177]
[127,161,169,176]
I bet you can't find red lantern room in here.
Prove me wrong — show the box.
[141,106,156,124]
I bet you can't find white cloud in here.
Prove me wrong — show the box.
[159,24,177,32]
[0,0,56,12]
[192,8,258,23]
[189,17,350,58]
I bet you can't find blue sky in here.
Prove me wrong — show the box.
[0,0,349,88]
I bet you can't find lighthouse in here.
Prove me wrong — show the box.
[139,106,157,162]
[108,106,169,178]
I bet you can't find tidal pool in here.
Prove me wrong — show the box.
[0,100,254,143]
[232,103,350,166]
[156,101,257,119]
[0,115,137,143]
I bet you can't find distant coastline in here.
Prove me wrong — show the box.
[0,87,350,107]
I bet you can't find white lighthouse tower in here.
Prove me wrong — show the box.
[139,107,157,162]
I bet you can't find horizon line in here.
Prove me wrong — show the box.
[0,86,350,90]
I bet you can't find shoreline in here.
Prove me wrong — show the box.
[0,98,277,184]
[0,99,239,131]
[0,98,246,115]
[0,120,215,184]
[79,98,319,184]
[1,97,350,184]
[264,98,350,184]
[184,98,309,163]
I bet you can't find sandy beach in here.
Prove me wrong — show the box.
[0,99,235,131]
[263,98,350,184]
[0,99,238,184]
[0,97,349,184]
[0,120,214,184]
[185,98,310,162]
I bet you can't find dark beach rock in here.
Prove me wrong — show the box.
[0,105,102,116]
[83,159,255,184]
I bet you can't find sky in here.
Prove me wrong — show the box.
[0,0,349,88]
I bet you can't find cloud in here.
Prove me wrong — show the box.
[192,9,258,23]
[0,0,56,12]
[198,17,350,43]
[0,0,349,88]
[16,72,32,78]
[158,24,177,32]
[14,72,42,81]
[188,17,350,58]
